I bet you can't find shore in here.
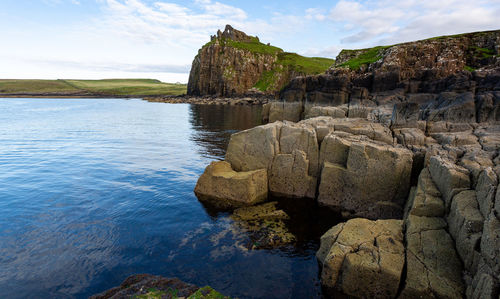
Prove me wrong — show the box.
[0,93,271,105]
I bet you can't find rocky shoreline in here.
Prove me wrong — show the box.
[193,30,500,298]
[145,95,270,105]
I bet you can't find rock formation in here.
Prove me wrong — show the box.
[90,274,228,299]
[195,29,500,298]
[187,25,334,97]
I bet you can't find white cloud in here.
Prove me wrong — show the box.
[326,0,500,46]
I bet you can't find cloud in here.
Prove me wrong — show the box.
[326,0,500,46]
[301,45,342,59]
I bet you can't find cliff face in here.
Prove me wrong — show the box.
[187,25,335,97]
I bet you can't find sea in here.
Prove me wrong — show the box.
[0,98,340,298]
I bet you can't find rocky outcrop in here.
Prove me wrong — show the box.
[195,29,500,299]
[318,134,413,218]
[187,25,334,97]
[90,274,228,299]
[187,25,279,97]
[230,201,295,249]
[194,161,267,207]
[316,218,405,298]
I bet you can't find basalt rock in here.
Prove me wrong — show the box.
[90,274,228,299]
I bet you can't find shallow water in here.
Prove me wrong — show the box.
[0,98,340,298]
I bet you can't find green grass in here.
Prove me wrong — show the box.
[64,79,186,96]
[0,79,81,94]
[469,46,496,58]
[338,46,391,70]
[277,53,334,73]
[187,286,229,299]
[464,65,477,72]
[203,37,283,55]
[253,53,335,91]
[133,288,168,299]
[0,79,187,96]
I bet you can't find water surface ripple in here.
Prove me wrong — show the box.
[0,98,338,298]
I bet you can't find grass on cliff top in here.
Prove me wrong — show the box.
[253,53,335,91]
[64,79,186,96]
[0,79,81,94]
[338,45,391,70]
[203,37,283,55]
[0,79,187,96]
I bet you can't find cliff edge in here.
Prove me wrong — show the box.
[187,25,334,97]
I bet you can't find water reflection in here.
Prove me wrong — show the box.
[189,104,262,159]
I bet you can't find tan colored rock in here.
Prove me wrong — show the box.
[405,168,445,217]
[429,155,470,207]
[226,121,282,172]
[268,102,303,122]
[269,149,316,198]
[480,213,500,274]
[194,161,267,207]
[476,167,498,218]
[318,218,404,299]
[401,215,464,299]
[393,127,429,147]
[279,122,319,177]
[332,118,394,145]
[304,106,346,119]
[447,190,484,271]
[318,135,413,219]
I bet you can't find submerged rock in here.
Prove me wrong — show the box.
[90,274,228,299]
[194,161,267,208]
[231,201,295,249]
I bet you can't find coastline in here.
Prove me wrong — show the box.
[0,93,271,105]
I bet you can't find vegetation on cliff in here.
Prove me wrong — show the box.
[0,79,186,96]
[187,25,335,96]
[334,30,499,72]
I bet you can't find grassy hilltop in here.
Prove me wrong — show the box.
[0,79,187,97]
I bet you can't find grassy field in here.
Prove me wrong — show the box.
[0,79,187,96]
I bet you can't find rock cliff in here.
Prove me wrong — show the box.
[187,25,334,97]
[195,29,500,298]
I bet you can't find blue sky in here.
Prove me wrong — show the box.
[1,0,499,82]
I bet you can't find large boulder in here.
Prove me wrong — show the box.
[318,134,413,219]
[90,274,228,299]
[404,168,445,218]
[194,161,268,207]
[269,149,316,198]
[400,215,465,298]
[226,122,282,172]
[447,190,484,271]
[317,218,404,299]
[429,156,470,208]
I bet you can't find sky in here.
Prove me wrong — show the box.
[1,0,499,83]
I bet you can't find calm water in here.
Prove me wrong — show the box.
[0,98,339,299]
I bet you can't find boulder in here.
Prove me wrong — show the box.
[269,149,316,198]
[194,161,268,207]
[447,190,484,271]
[90,274,227,299]
[304,106,346,119]
[476,167,498,218]
[317,218,404,299]
[230,201,295,249]
[318,135,413,219]
[279,122,319,177]
[480,213,500,274]
[401,215,464,299]
[405,168,445,217]
[226,121,282,172]
[429,156,470,208]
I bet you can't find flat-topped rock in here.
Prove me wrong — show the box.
[194,161,268,207]
[318,133,413,219]
[317,218,404,299]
